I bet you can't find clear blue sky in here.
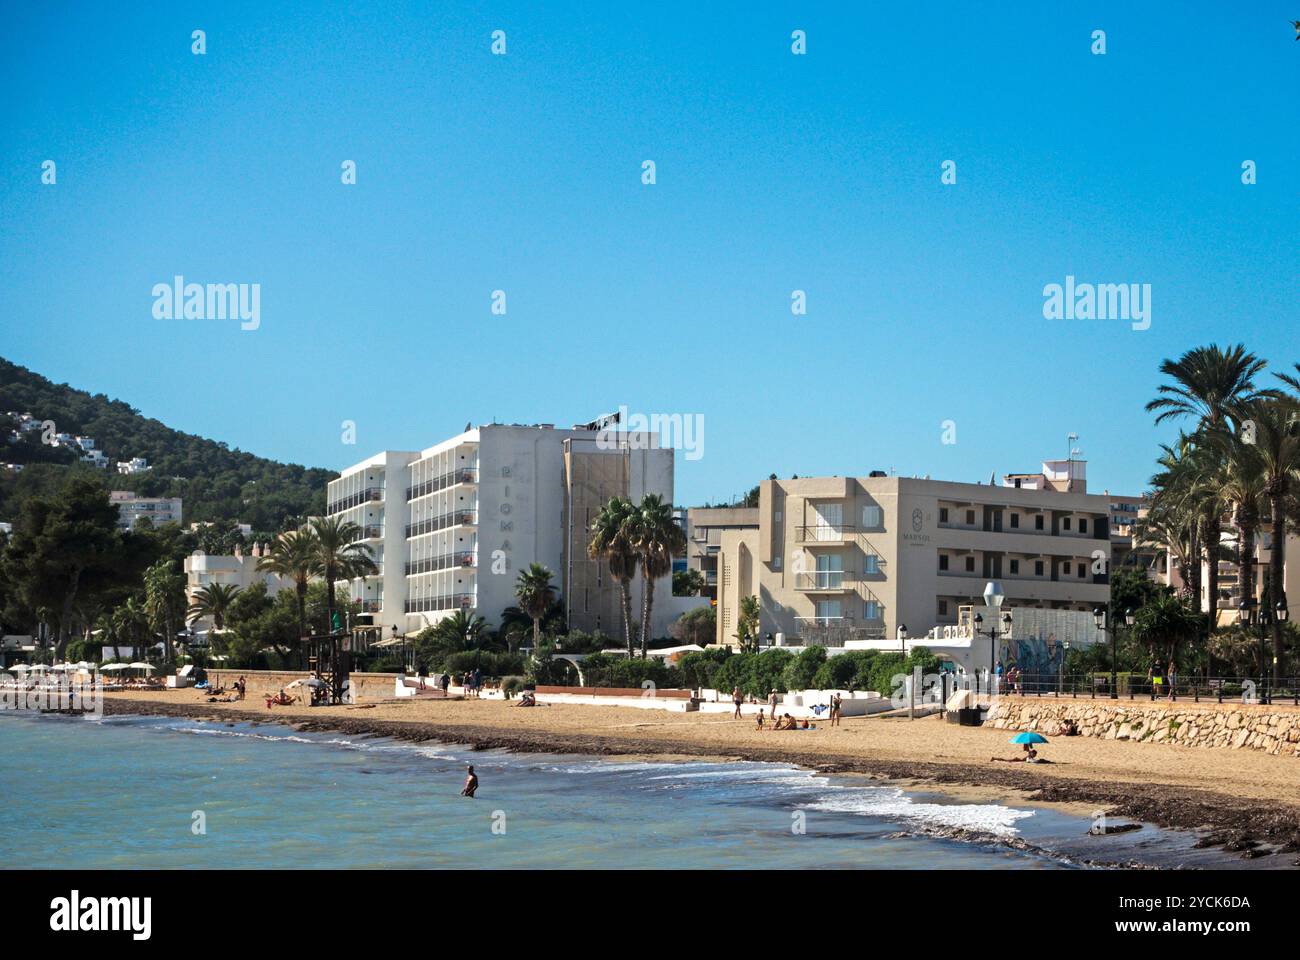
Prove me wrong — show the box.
[2,2,1297,504]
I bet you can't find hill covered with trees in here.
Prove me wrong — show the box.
[0,357,331,533]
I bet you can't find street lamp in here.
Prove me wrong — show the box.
[1274,598,1288,694]
[1095,607,1132,699]
[896,623,908,653]
[1059,639,1071,695]
[981,581,1006,674]
[1238,599,1269,705]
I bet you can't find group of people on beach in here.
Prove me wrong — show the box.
[199,675,245,704]
[736,687,843,731]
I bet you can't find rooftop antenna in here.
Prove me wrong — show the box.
[1067,432,1079,491]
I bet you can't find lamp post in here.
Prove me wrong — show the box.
[981,580,1005,672]
[1238,599,1270,705]
[1095,607,1134,700]
[1058,639,1070,695]
[897,623,908,653]
[1274,597,1288,698]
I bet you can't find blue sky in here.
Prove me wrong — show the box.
[2,2,1297,504]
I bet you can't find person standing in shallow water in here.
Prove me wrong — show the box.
[460,765,478,798]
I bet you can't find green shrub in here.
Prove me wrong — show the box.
[501,676,525,699]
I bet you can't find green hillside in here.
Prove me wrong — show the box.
[0,357,331,532]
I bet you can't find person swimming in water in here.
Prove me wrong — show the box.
[460,765,479,798]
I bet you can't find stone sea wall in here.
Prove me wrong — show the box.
[988,697,1300,757]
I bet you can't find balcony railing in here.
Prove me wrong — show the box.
[359,599,382,613]
[405,510,478,539]
[795,615,851,627]
[794,571,857,591]
[327,486,384,515]
[360,524,383,540]
[404,551,477,576]
[796,524,856,543]
[404,592,476,614]
[406,467,479,502]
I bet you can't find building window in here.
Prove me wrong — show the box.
[1009,559,1020,575]
[1010,513,1019,529]
[1079,518,1088,533]
[965,556,975,572]
[939,554,949,571]
[1064,562,1073,576]
[864,554,879,575]
[938,600,949,616]
[1035,560,1044,576]
[1063,517,1071,531]
[965,510,975,525]
[865,601,881,620]
[862,505,882,528]
[1035,515,1044,530]
[773,556,782,570]
[939,507,949,523]
[1079,564,1088,579]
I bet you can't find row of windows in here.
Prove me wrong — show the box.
[938,555,1097,578]
[937,507,1094,533]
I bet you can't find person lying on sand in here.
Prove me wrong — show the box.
[265,689,295,708]
[206,695,238,703]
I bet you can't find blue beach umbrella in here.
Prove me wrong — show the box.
[1009,732,1048,745]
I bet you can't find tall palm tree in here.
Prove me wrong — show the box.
[110,596,150,661]
[257,528,318,652]
[587,496,639,656]
[1203,423,1268,614]
[514,564,556,649]
[1237,395,1300,685]
[308,517,378,635]
[143,560,187,663]
[625,493,687,658]
[1147,345,1273,628]
[187,582,241,631]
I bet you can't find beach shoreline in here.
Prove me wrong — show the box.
[99,693,1300,864]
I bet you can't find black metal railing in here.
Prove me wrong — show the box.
[404,592,476,614]
[404,510,478,538]
[404,551,477,576]
[987,672,1300,705]
[406,467,478,502]
[327,486,384,515]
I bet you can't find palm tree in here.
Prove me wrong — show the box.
[143,560,187,663]
[110,597,150,661]
[587,496,639,656]
[257,528,318,655]
[187,582,241,631]
[1147,345,1273,627]
[514,564,556,649]
[1235,395,1300,685]
[1145,343,1271,427]
[1203,422,1268,613]
[625,493,687,658]
[308,517,378,635]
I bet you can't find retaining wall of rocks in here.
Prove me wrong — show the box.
[988,697,1300,757]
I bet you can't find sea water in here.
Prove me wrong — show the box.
[0,712,1250,870]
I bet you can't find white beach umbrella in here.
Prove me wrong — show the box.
[28,664,48,673]
[100,663,127,672]
[128,662,155,673]
[8,664,30,673]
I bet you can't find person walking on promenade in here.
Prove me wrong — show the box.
[732,686,743,719]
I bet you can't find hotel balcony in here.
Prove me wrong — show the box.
[406,467,479,502]
[794,570,858,592]
[359,524,383,540]
[404,551,477,576]
[796,524,856,544]
[359,599,382,613]
[405,510,479,539]
[404,591,477,614]
[327,486,384,515]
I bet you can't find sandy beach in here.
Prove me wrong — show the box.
[100,686,1300,862]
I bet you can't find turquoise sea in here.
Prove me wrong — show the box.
[0,711,1250,870]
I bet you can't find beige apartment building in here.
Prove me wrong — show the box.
[684,507,759,601]
[715,469,1114,648]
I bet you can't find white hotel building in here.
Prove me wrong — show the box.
[326,419,692,639]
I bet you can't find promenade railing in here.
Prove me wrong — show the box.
[991,672,1300,706]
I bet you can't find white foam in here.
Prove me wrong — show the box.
[800,786,1033,836]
